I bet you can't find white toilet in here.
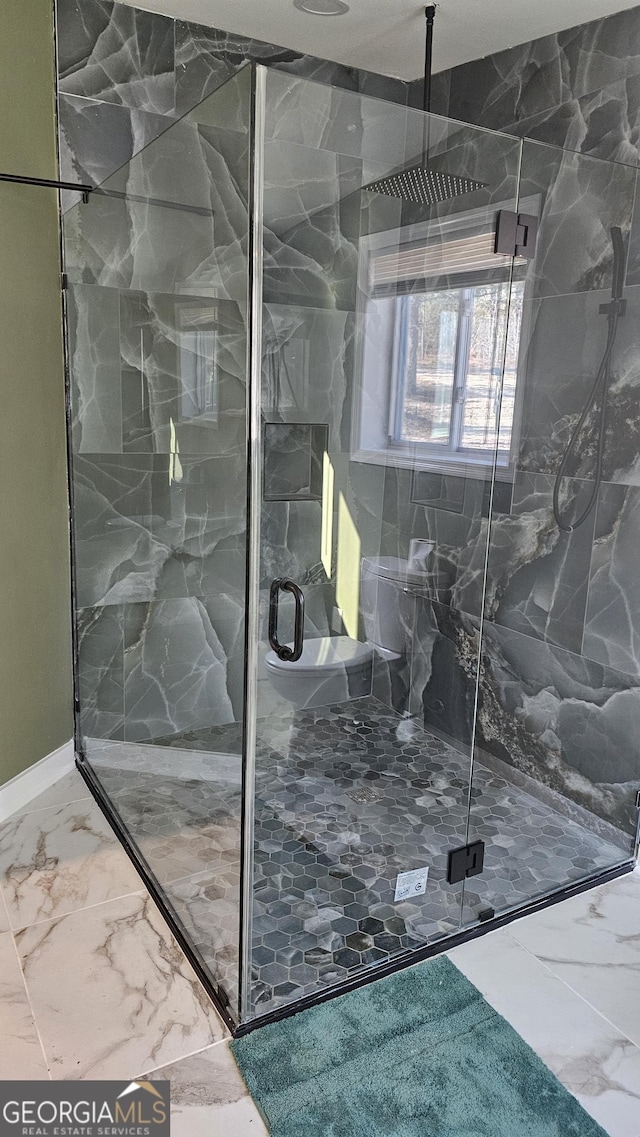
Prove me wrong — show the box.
[264,556,428,709]
[265,635,373,708]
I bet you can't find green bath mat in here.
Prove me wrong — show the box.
[232,956,607,1137]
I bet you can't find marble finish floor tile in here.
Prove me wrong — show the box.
[15,892,226,1080]
[88,759,242,884]
[144,1041,268,1136]
[19,769,92,814]
[508,870,640,1049]
[449,925,640,1137]
[0,797,143,929]
[0,932,49,1079]
[0,887,9,934]
[167,861,240,1011]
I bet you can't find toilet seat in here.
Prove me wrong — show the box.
[265,635,373,675]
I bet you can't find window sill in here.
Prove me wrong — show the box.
[350,446,514,483]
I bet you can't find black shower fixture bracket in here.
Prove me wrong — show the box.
[0,171,93,203]
[424,5,436,113]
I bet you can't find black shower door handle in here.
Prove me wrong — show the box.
[268,578,305,662]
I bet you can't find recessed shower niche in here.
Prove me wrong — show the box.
[263,423,329,501]
[64,63,640,1031]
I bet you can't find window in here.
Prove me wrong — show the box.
[353,205,531,477]
[390,281,524,461]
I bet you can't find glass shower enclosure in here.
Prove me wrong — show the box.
[63,63,639,1030]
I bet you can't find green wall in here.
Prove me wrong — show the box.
[0,0,73,784]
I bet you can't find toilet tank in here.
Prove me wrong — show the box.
[361,556,430,655]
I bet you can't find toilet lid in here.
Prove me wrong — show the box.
[265,636,372,676]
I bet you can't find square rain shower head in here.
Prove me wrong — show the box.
[363,163,485,206]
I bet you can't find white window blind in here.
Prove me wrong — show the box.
[369,230,526,291]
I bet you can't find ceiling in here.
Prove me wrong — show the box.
[123,0,640,80]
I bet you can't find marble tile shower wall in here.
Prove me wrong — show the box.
[397,7,640,840]
[57,0,409,744]
[58,0,640,849]
[418,5,640,166]
[64,70,255,743]
[56,0,408,192]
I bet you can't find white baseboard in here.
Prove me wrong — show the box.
[0,739,76,823]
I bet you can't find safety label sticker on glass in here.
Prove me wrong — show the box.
[394,866,429,902]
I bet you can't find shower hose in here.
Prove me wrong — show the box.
[552,225,627,532]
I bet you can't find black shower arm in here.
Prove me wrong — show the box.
[423,6,436,114]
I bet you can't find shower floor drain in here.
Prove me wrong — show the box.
[346,786,382,803]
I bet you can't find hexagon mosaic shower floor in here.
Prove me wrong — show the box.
[88,696,628,1021]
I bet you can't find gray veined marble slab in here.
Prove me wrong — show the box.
[58,94,171,197]
[442,31,577,132]
[262,197,359,313]
[262,304,352,453]
[76,604,126,741]
[119,291,249,457]
[66,284,123,454]
[476,621,640,837]
[174,18,408,120]
[583,483,640,678]
[16,891,226,1080]
[0,933,49,1080]
[72,453,247,606]
[441,6,640,143]
[68,283,249,459]
[488,78,640,170]
[408,597,480,751]
[519,140,635,302]
[123,598,236,740]
[57,0,176,114]
[449,923,640,1137]
[263,140,352,240]
[483,470,596,655]
[0,797,143,929]
[259,499,325,587]
[63,106,251,299]
[517,286,640,486]
[263,68,410,167]
[508,870,640,1050]
[143,1041,268,1136]
[76,594,247,745]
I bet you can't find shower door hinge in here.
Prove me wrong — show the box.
[61,272,68,290]
[635,789,640,810]
[494,210,538,259]
[447,840,485,885]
